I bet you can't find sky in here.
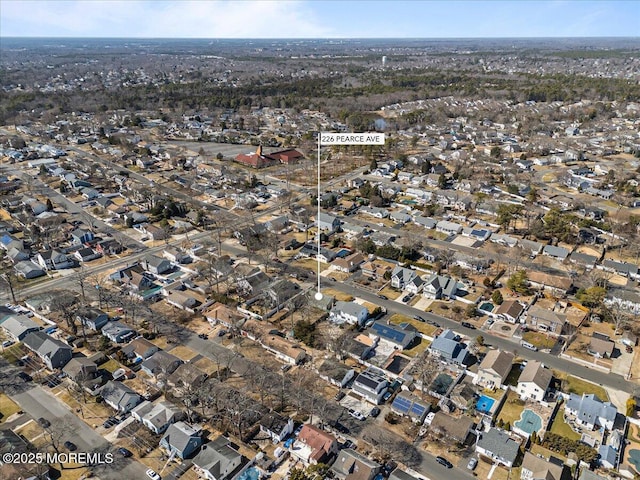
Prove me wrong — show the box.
[1,0,639,38]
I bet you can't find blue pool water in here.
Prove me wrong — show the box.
[515,409,542,435]
[237,467,260,480]
[335,249,351,258]
[629,450,640,471]
[479,302,494,312]
[476,395,496,413]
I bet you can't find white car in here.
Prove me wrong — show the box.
[146,469,161,480]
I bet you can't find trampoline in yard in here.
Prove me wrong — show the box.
[515,409,543,435]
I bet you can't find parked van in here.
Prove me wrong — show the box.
[521,341,538,351]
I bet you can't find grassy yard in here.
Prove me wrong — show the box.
[100,358,121,373]
[504,364,523,386]
[388,314,438,336]
[0,343,24,363]
[496,390,525,426]
[0,393,21,423]
[555,372,609,401]
[530,443,566,462]
[320,287,354,302]
[522,331,556,350]
[550,413,581,441]
[403,338,430,357]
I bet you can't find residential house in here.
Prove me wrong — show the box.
[519,239,544,256]
[369,320,418,350]
[167,363,208,394]
[317,212,341,232]
[569,252,599,270]
[165,290,199,312]
[476,428,520,468]
[260,334,307,365]
[141,350,183,378]
[73,247,101,263]
[62,357,98,384]
[352,367,389,404]
[35,249,74,270]
[343,335,376,362]
[391,266,418,290]
[101,321,137,344]
[122,336,159,361]
[203,303,245,329]
[75,306,109,331]
[495,300,525,323]
[192,436,244,480]
[331,449,381,480]
[527,271,573,296]
[429,412,475,445]
[290,424,339,465]
[22,331,72,370]
[131,400,184,434]
[14,261,45,279]
[521,452,571,480]
[543,245,570,262]
[331,252,364,273]
[436,220,463,235]
[163,247,190,264]
[429,329,470,365]
[265,280,300,309]
[143,254,172,275]
[317,359,355,388]
[70,228,94,245]
[390,391,430,423]
[100,381,142,413]
[578,470,608,480]
[517,360,552,402]
[236,270,271,297]
[422,274,460,300]
[160,421,203,459]
[259,412,294,443]
[1,315,40,341]
[413,215,437,229]
[360,206,389,218]
[600,259,640,281]
[360,261,392,281]
[525,306,567,336]
[329,301,368,327]
[605,288,640,315]
[370,231,395,246]
[588,334,615,358]
[565,393,617,431]
[475,349,515,389]
[390,211,411,224]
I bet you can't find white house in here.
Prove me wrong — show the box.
[329,301,368,326]
[517,360,552,402]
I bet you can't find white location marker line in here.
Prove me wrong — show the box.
[316,131,385,301]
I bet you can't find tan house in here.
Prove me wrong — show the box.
[517,360,553,402]
[525,305,567,336]
[331,252,365,273]
[475,349,515,388]
[521,451,571,480]
[495,300,525,323]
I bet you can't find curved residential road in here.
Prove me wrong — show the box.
[326,279,634,394]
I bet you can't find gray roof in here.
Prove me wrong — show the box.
[192,436,243,479]
[566,393,617,426]
[543,245,570,260]
[518,360,553,391]
[132,400,182,430]
[23,331,72,359]
[161,421,202,454]
[141,350,183,375]
[332,301,368,318]
[477,428,519,464]
[430,329,469,363]
[101,321,135,336]
[389,469,420,480]
[1,314,40,338]
[597,444,618,466]
[331,448,381,477]
[100,380,141,409]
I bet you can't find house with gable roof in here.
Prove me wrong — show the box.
[517,360,552,402]
[160,421,203,459]
[290,424,339,465]
[429,329,470,365]
[192,436,244,480]
[565,393,617,431]
[475,349,515,388]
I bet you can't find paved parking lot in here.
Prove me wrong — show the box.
[340,393,375,417]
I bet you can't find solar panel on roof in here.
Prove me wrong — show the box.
[411,403,426,416]
[392,396,411,414]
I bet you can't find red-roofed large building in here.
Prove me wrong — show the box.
[290,424,339,465]
[234,146,304,169]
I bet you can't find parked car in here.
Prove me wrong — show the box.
[17,372,32,382]
[37,417,51,428]
[118,447,133,458]
[412,315,426,322]
[197,333,208,340]
[436,456,453,468]
[369,407,381,418]
[1,340,14,348]
[461,321,475,329]
[103,417,121,429]
[377,294,388,300]
[64,441,77,451]
[343,439,355,449]
[335,391,346,401]
[146,469,161,480]
[467,457,478,470]
[217,330,227,337]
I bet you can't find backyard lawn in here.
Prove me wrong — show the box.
[496,390,525,426]
[389,314,438,336]
[550,413,581,441]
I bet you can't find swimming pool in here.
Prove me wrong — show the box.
[476,395,496,413]
[479,302,494,312]
[237,466,260,480]
[629,450,640,471]
[515,409,542,435]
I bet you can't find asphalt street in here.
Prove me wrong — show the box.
[8,385,148,480]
